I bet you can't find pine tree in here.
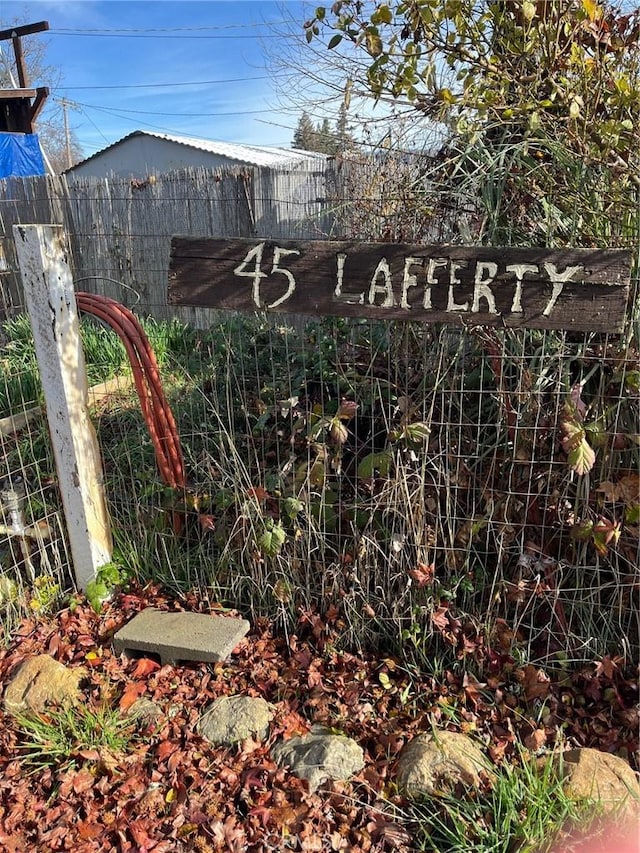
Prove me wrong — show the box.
[316,118,333,154]
[292,108,356,155]
[333,103,353,155]
[292,112,317,151]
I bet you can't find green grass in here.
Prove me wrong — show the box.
[14,702,136,772]
[0,313,196,419]
[406,750,606,853]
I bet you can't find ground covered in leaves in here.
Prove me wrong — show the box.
[0,585,638,852]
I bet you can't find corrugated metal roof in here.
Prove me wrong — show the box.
[67,130,327,172]
[151,132,326,166]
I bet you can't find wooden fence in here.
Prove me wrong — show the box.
[0,164,332,326]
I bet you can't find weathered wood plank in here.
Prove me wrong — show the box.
[0,375,134,438]
[12,224,113,589]
[168,237,632,332]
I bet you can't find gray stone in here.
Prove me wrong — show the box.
[396,730,493,799]
[271,724,364,793]
[4,654,86,716]
[546,748,640,816]
[113,608,250,665]
[125,697,163,729]
[197,695,274,746]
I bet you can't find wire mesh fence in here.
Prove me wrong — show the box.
[15,309,628,667]
[0,300,73,638]
[0,158,638,666]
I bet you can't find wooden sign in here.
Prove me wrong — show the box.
[168,238,632,332]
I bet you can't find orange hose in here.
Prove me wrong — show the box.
[78,295,184,485]
[76,293,185,532]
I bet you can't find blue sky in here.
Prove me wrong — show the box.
[0,1,316,158]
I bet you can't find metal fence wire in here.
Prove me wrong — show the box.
[0,297,73,638]
[115,316,635,666]
[0,160,638,665]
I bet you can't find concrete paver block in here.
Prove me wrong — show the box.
[113,608,250,665]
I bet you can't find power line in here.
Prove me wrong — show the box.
[64,102,257,139]
[53,23,284,33]
[50,31,295,40]
[66,98,407,151]
[58,74,282,91]
[72,100,277,118]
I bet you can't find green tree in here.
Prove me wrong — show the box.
[292,108,355,155]
[334,101,352,153]
[292,110,318,150]
[305,1,640,245]
[317,117,333,153]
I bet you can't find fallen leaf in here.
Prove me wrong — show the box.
[76,820,103,841]
[596,480,619,502]
[248,486,269,501]
[593,654,622,680]
[408,562,435,587]
[132,657,161,678]
[524,728,547,752]
[516,665,551,702]
[617,472,640,503]
[119,680,146,711]
[72,769,95,794]
[129,819,155,849]
[432,607,450,632]
[198,513,216,532]
[156,739,178,762]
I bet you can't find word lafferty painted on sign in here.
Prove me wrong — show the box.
[168,238,631,332]
[234,241,583,318]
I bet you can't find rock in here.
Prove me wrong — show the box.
[549,748,640,815]
[125,697,163,729]
[3,654,86,716]
[271,725,364,793]
[197,695,274,746]
[396,730,492,799]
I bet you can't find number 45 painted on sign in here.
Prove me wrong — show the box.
[234,242,300,308]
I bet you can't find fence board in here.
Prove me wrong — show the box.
[0,165,328,325]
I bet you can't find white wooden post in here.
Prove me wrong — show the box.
[12,224,113,589]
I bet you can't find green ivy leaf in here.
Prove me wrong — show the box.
[258,520,286,557]
[404,422,431,443]
[283,497,304,519]
[624,503,640,525]
[567,437,596,475]
[86,580,109,613]
[357,449,393,480]
[570,520,594,541]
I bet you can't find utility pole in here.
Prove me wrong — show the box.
[60,97,72,169]
[56,96,81,169]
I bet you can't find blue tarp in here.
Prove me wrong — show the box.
[0,133,46,178]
